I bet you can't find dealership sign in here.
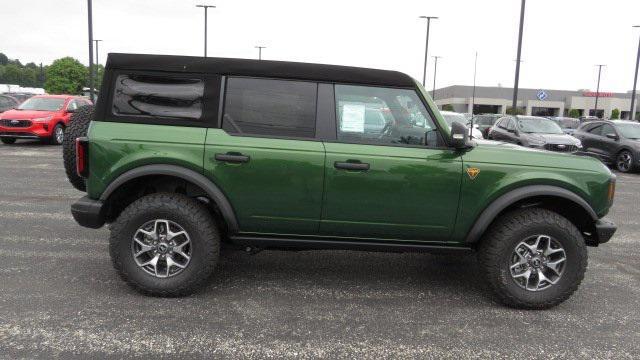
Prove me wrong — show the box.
[582,91,614,97]
[536,90,549,101]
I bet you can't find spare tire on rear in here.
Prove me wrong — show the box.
[63,105,94,192]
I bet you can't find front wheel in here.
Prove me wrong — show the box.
[478,208,587,309]
[109,193,220,296]
[1,138,16,144]
[616,150,635,173]
[49,124,65,145]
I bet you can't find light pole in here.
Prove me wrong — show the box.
[196,4,216,57]
[419,16,438,87]
[87,0,94,101]
[432,56,441,100]
[512,0,526,114]
[255,46,266,60]
[94,39,102,66]
[472,51,478,115]
[630,25,640,121]
[594,64,606,118]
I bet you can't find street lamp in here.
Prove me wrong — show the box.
[432,56,442,100]
[94,39,103,66]
[255,46,266,60]
[630,25,640,121]
[512,0,526,114]
[419,16,438,87]
[196,4,216,57]
[87,0,94,101]
[594,64,606,118]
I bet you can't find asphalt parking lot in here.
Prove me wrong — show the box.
[0,141,638,359]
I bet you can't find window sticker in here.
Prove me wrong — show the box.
[340,103,366,133]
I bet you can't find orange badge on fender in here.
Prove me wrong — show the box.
[466,167,480,180]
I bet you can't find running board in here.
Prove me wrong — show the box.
[228,235,473,253]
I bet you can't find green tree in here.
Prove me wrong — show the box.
[441,104,454,111]
[44,57,88,94]
[506,106,525,115]
[568,109,580,118]
[610,108,620,120]
[0,53,8,66]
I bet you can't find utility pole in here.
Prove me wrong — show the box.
[87,0,94,101]
[255,46,266,60]
[419,16,438,87]
[196,4,216,57]
[432,56,441,100]
[630,25,640,121]
[512,0,526,113]
[472,52,478,115]
[594,64,606,118]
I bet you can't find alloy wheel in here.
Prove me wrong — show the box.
[617,151,632,172]
[509,235,566,292]
[55,126,64,144]
[131,219,192,278]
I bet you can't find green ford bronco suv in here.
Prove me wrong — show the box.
[64,53,617,308]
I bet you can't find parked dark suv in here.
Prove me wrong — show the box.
[63,53,616,309]
[573,120,640,172]
[489,115,582,153]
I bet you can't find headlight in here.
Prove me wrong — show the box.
[32,116,52,122]
[575,139,583,148]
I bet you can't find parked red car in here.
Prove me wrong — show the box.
[0,95,92,145]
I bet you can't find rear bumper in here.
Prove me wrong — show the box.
[71,196,105,229]
[594,217,616,244]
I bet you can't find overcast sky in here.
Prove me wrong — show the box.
[3,0,640,93]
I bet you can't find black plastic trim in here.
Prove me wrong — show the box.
[594,217,616,244]
[100,164,239,233]
[465,185,599,244]
[230,235,472,253]
[71,195,105,229]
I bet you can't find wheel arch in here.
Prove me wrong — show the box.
[100,164,239,234]
[465,185,598,245]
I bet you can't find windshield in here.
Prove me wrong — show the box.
[18,97,65,111]
[517,117,564,134]
[617,123,640,139]
[441,113,468,128]
[557,118,580,129]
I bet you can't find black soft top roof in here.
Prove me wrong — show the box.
[106,53,416,88]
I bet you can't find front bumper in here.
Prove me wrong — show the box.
[71,196,105,229]
[0,122,52,138]
[594,217,616,244]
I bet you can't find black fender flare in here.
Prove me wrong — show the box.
[465,185,598,243]
[100,164,239,233]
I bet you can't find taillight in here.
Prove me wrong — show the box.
[607,176,616,206]
[76,137,89,178]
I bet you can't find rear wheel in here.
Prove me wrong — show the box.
[478,208,587,309]
[1,138,16,144]
[109,193,220,296]
[616,150,634,173]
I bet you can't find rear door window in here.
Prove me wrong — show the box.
[222,77,317,138]
[112,74,205,122]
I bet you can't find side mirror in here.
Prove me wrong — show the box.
[605,133,618,140]
[450,121,470,149]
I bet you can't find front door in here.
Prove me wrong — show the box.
[204,77,325,235]
[320,84,462,242]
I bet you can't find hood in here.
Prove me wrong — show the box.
[468,139,607,172]
[0,109,58,119]
[523,133,579,145]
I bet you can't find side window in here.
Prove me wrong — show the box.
[67,100,78,111]
[334,84,438,147]
[506,119,516,131]
[587,124,603,135]
[600,124,615,137]
[222,77,317,138]
[497,118,508,129]
[112,74,204,121]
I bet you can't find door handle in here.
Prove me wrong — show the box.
[334,160,370,171]
[214,152,250,163]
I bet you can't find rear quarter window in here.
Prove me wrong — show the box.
[111,74,205,122]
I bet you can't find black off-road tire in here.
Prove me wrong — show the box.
[1,138,16,144]
[62,105,94,191]
[478,208,588,309]
[109,193,220,296]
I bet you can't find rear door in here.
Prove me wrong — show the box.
[320,84,462,242]
[204,77,325,235]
